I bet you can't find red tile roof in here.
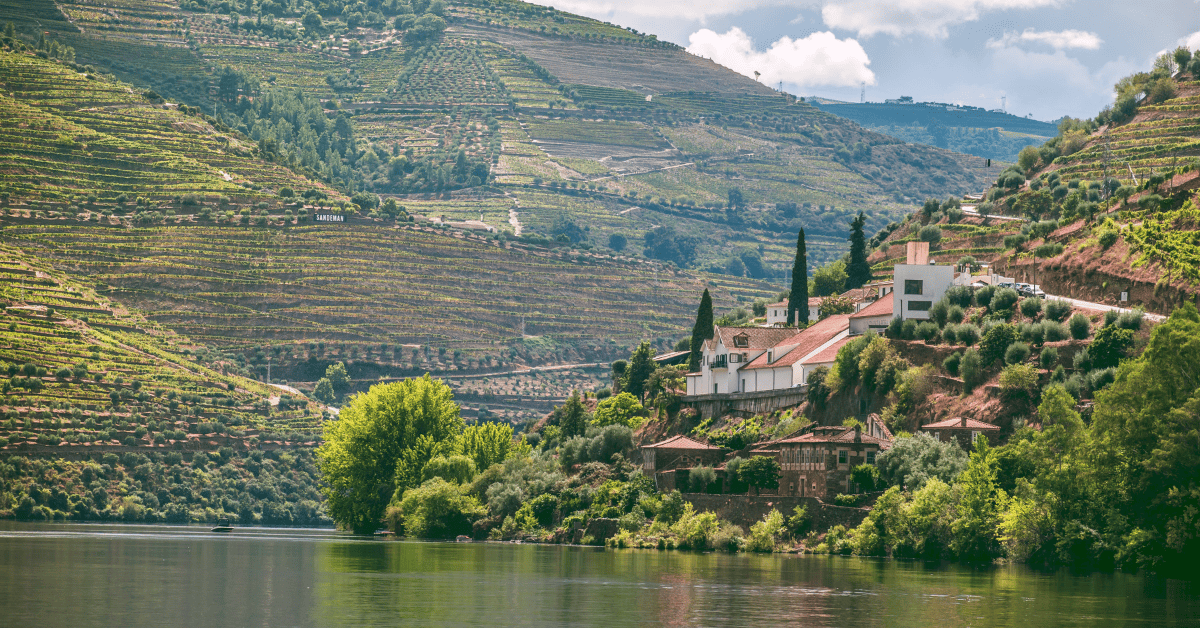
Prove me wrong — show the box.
[800,335,851,365]
[742,314,850,370]
[710,325,804,352]
[643,435,725,450]
[778,425,893,449]
[768,297,822,308]
[850,297,893,319]
[922,417,1000,430]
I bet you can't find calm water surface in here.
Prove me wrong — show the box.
[0,521,1196,627]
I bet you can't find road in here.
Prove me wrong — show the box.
[1046,294,1166,323]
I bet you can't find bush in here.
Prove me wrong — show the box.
[916,321,939,342]
[1019,298,1043,319]
[990,288,1019,314]
[974,285,995,309]
[1021,322,1045,345]
[918,225,942,245]
[955,324,981,346]
[746,509,785,552]
[1042,320,1067,342]
[787,505,810,537]
[960,349,984,393]
[1005,342,1032,365]
[1039,346,1059,369]
[999,363,1039,396]
[943,351,962,376]
[423,455,477,484]
[395,477,487,538]
[1116,308,1143,331]
[851,464,880,492]
[947,305,965,325]
[1068,313,1091,340]
[1043,300,1072,322]
[689,465,717,493]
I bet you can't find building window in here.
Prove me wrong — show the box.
[908,301,933,311]
[904,279,923,295]
[733,334,749,348]
[866,451,876,465]
[838,450,847,465]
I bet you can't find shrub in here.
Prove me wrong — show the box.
[944,286,974,308]
[960,349,984,393]
[1039,346,1059,369]
[1116,308,1143,331]
[1069,313,1091,340]
[1104,310,1119,327]
[1043,300,1072,322]
[916,321,939,342]
[979,323,1018,365]
[1019,298,1043,319]
[746,509,785,552]
[1005,341,1032,365]
[787,505,810,537]
[943,352,962,376]
[395,477,487,538]
[974,285,995,309]
[1042,321,1067,342]
[851,464,880,492]
[955,324,981,346]
[941,324,958,344]
[918,225,942,245]
[1021,322,1045,345]
[689,465,717,493]
[947,305,965,325]
[999,363,1039,396]
[423,455,477,484]
[990,288,1019,314]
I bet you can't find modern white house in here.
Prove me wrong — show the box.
[685,316,850,396]
[893,242,955,321]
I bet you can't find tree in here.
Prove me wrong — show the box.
[960,348,984,393]
[457,422,516,471]
[608,233,627,251]
[405,13,446,43]
[845,212,872,289]
[325,362,351,396]
[302,10,323,35]
[393,477,485,538]
[422,455,476,484]
[812,260,848,297]
[317,376,464,534]
[688,289,714,372]
[738,456,780,495]
[313,378,336,404]
[787,229,809,327]
[590,392,645,428]
[876,432,968,490]
[727,187,744,209]
[557,390,588,438]
[949,438,1004,561]
[1089,325,1134,369]
[625,342,655,401]
[1017,145,1040,173]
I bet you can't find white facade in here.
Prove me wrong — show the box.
[893,264,955,321]
[765,300,820,326]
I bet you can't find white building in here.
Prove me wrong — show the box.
[684,326,805,396]
[893,242,955,321]
[849,297,893,334]
[765,297,821,327]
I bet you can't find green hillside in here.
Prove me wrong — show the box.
[809,98,1057,162]
[0,0,994,408]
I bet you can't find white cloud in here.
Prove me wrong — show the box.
[987,29,1103,50]
[821,0,1062,38]
[687,27,875,88]
[1178,30,1200,50]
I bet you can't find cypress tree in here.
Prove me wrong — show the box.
[687,289,714,372]
[625,342,655,401]
[787,229,809,327]
[846,212,872,289]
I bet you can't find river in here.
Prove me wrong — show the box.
[0,522,1196,627]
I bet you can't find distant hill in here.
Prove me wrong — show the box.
[810,98,1058,162]
[0,0,996,405]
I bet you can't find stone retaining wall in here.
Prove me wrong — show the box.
[682,388,808,420]
[681,494,868,532]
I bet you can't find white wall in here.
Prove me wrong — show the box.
[850,314,893,335]
[893,264,955,321]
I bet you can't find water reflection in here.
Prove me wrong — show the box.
[0,522,1196,628]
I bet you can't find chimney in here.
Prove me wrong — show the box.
[854,424,861,442]
[960,417,967,427]
[906,241,929,265]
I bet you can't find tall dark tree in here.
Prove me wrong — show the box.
[688,289,714,372]
[787,229,809,327]
[558,390,587,438]
[625,342,655,401]
[846,212,872,290]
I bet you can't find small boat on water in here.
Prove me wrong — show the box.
[211,519,234,533]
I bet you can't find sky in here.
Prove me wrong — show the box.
[532,0,1200,122]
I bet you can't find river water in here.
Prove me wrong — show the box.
[0,522,1196,627]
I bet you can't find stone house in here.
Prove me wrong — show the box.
[772,421,893,500]
[921,417,1000,449]
[641,435,729,492]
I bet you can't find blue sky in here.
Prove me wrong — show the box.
[535,0,1200,121]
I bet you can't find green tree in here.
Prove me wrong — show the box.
[457,422,516,471]
[557,390,588,438]
[313,378,335,404]
[302,10,323,35]
[812,259,848,297]
[876,432,968,490]
[1089,324,1134,369]
[625,342,655,401]
[738,456,781,495]
[949,438,1004,561]
[787,229,809,326]
[1017,145,1040,173]
[325,362,351,396]
[845,212,872,290]
[317,376,464,534]
[422,454,476,484]
[392,477,485,538]
[960,348,984,393]
[688,289,714,372]
[406,13,446,42]
[592,392,646,428]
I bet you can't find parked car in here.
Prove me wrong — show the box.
[997,282,1015,290]
[1027,285,1046,298]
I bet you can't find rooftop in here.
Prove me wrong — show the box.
[707,325,804,352]
[923,417,1000,430]
[642,434,726,450]
[850,297,893,319]
[742,314,850,370]
[778,425,893,449]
